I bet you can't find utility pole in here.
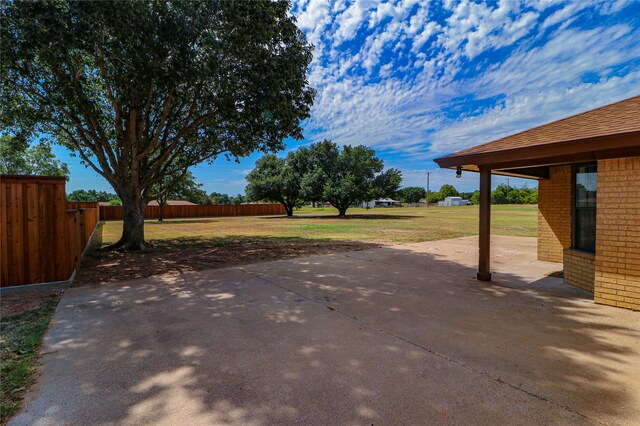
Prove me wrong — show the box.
[426,171,431,208]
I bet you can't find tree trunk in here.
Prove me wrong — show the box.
[158,202,164,222]
[285,204,294,217]
[107,187,147,251]
[337,204,348,217]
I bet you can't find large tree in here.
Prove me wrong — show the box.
[301,140,402,216]
[397,187,426,204]
[438,184,460,199]
[245,150,309,216]
[0,135,69,178]
[1,0,314,250]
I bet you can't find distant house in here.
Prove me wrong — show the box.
[361,198,401,208]
[434,95,640,311]
[437,196,471,207]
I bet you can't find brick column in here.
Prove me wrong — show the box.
[594,157,640,310]
[538,165,572,262]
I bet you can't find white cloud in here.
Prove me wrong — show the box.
[428,71,640,155]
[332,0,370,44]
[438,0,540,60]
[293,0,640,165]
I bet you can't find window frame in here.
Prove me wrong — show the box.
[571,162,597,253]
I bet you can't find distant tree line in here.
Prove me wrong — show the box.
[67,189,122,206]
[396,183,538,205]
[67,186,248,209]
[209,192,247,206]
[426,183,537,205]
[246,140,402,216]
[487,184,538,204]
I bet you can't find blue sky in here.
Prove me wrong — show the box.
[57,0,640,195]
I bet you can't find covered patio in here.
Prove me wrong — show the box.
[435,95,640,310]
[10,236,640,425]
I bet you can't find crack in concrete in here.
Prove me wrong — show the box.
[240,267,604,426]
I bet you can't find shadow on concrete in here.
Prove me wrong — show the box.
[11,239,640,425]
[73,235,379,288]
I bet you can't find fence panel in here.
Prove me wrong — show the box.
[1,175,100,287]
[99,203,286,220]
[1,174,282,286]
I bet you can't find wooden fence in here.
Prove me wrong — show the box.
[1,174,285,287]
[1,175,99,287]
[67,201,102,212]
[99,203,286,220]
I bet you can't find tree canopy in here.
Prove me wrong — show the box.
[1,0,314,250]
[491,184,538,204]
[438,184,460,199]
[246,151,309,216]
[426,184,460,203]
[0,135,69,178]
[67,189,118,202]
[301,140,402,216]
[397,187,426,204]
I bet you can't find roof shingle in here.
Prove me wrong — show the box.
[440,95,640,159]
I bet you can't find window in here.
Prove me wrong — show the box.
[574,164,597,252]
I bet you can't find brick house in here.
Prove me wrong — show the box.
[435,95,640,311]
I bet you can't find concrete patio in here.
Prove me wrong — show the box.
[11,236,640,425]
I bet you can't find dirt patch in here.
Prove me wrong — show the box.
[73,239,378,287]
[0,289,64,317]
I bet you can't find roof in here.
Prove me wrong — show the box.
[434,95,640,176]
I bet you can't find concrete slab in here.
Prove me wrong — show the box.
[11,236,640,425]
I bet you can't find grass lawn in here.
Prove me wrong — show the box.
[101,204,538,247]
[74,204,537,286]
[0,299,58,424]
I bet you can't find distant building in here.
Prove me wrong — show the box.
[437,196,471,206]
[361,198,401,208]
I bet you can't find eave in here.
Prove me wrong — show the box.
[434,131,640,179]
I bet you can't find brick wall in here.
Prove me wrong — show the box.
[564,249,595,292]
[538,165,572,262]
[594,157,640,311]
